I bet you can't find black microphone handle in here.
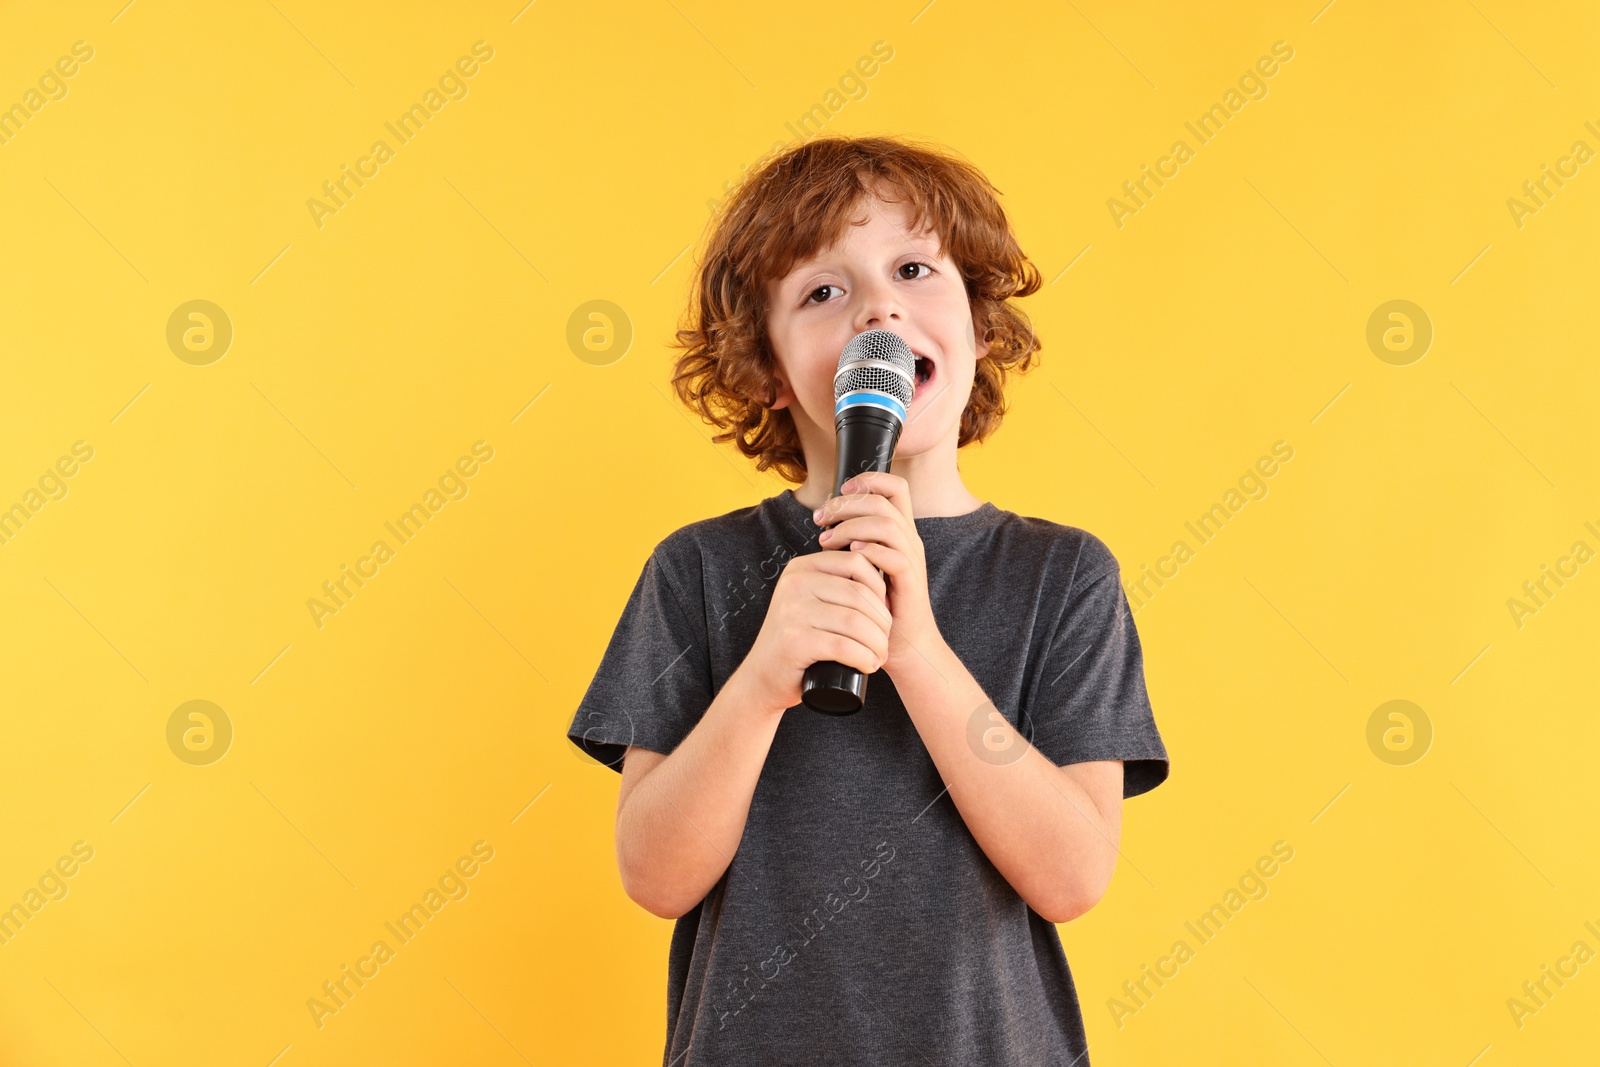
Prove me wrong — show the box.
[800,406,903,715]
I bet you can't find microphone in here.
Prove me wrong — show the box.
[800,329,916,715]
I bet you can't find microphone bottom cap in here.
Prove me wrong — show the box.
[801,661,868,715]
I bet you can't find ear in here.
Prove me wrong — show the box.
[768,369,793,410]
[972,312,993,361]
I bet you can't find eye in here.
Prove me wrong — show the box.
[804,284,841,305]
[899,261,934,280]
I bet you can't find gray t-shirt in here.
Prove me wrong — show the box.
[568,488,1169,1066]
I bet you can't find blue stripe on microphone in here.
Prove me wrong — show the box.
[835,391,906,421]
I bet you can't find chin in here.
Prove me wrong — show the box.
[893,420,954,459]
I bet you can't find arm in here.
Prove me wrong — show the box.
[610,541,892,921]
[808,471,1130,923]
[892,637,1125,923]
[614,665,787,920]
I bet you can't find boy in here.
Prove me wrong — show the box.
[567,134,1169,1066]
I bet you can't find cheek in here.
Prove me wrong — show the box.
[784,359,836,420]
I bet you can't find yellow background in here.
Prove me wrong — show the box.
[2,0,1596,1063]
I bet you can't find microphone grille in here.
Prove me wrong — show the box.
[833,330,915,404]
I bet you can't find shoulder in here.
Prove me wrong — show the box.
[640,497,784,588]
[990,508,1125,590]
[650,498,769,559]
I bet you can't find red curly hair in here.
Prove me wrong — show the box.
[670,134,1043,485]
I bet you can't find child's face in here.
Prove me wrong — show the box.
[763,188,989,470]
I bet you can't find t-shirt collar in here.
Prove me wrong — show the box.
[773,487,1000,537]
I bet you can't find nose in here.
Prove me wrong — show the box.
[852,273,904,333]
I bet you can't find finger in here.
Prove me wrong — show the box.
[844,552,889,602]
[811,574,890,625]
[819,632,882,676]
[846,541,910,582]
[801,549,886,596]
[818,489,892,526]
[838,471,914,523]
[844,577,892,627]
[810,602,891,656]
[819,515,902,552]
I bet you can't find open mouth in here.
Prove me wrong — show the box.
[913,353,935,399]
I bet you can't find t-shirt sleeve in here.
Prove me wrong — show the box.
[566,535,713,774]
[1025,533,1170,798]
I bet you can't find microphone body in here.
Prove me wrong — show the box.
[800,330,916,715]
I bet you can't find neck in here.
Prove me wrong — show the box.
[790,432,985,517]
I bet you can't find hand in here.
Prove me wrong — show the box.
[813,471,939,677]
[736,547,892,716]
